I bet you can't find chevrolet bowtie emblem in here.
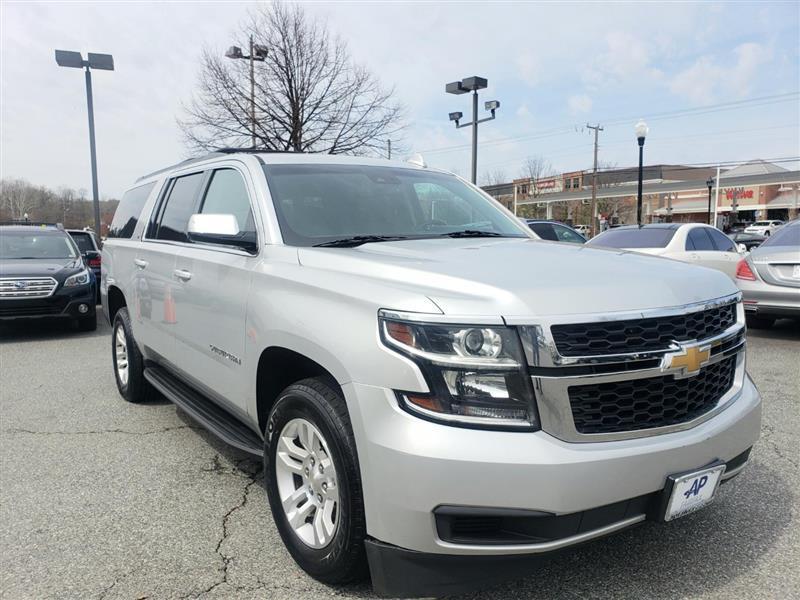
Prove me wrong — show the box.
[664,344,711,377]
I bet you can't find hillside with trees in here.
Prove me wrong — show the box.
[0,179,119,236]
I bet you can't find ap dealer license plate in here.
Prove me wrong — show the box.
[662,463,726,522]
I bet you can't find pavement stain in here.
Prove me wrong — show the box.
[2,424,202,437]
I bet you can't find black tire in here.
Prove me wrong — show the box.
[746,314,775,329]
[264,377,368,585]
[112,307,152,403]
[76,314,97,332]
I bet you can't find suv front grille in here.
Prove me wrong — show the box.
[568,355,737,434]
[0,277,58,299]
[550,303,736,357]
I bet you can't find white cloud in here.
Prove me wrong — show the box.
[669,42,772,104]
[515,52,541,86]
[568,94,592,114]
[516,103,532,119]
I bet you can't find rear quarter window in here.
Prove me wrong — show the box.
[108,182,156,239]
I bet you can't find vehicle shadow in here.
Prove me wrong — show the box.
[747,318,800,341]
[172,409,792,600]
[0,316,107,344]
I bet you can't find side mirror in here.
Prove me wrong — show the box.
[736,243,748,254]
[187,213,257,253]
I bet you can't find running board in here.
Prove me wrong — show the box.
[144,366,263,457]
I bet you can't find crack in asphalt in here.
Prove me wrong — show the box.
[761,422,799,469]
[2,425,201,437]
[182,466,263,599]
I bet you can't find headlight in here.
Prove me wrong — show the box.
[379,315,538,430]
[64,269,91,287]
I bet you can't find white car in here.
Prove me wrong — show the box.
[744,220,784,236]
[587,223,746,279]
[573,224,591,236]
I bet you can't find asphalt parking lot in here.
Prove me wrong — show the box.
[1,317,798,600]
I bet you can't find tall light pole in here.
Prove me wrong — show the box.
[55,50,114,238]
[635,119,648,227]
[226,36,268,148]
[446,76,499,184]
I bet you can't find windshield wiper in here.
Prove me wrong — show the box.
[313,235,409,248]
[440,230,506,238]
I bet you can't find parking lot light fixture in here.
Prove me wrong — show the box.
[635,119,648,227]
[55,50,114,238]
[446,76,498,184]
[225,35,268,148]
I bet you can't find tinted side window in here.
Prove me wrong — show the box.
[529,223,558,241]
[706,228,735,252]
[155,173,205,242]
[108,182,156,239]
[686,228,714,251]
[200,169,255,235]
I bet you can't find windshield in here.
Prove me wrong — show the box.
[0,231,78,259]
[760,222,799,248]
[262,164,529,246]
[586,227,676,249]
[752,221,772,226]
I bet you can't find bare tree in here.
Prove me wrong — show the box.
[519,156,555,198]
[0,178,36,220]
[179,3,404,154]
[480,169,508,187]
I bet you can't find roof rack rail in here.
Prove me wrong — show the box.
[214,147,300,154]
[0,220,63,229]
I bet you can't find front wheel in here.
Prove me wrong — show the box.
[264,378,368,584]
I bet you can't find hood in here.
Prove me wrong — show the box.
[298,238,738,318]
[0,257,83,280]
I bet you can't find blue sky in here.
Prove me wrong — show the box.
[2,1,798,197]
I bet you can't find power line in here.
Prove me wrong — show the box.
[417,91,799,155]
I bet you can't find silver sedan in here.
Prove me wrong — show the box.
[735,219,800,328]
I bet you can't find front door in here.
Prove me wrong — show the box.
[171,167,260,419]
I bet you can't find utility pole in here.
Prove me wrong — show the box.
[586,124,603,237]
[387,139,392,159]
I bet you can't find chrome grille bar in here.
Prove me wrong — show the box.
[0,277,58,299]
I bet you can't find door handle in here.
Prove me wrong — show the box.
[134,258,148,269]
[173,269,192,281]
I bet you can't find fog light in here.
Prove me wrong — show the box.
[78,304,89,314]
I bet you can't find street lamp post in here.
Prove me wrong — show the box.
[706,177,714,226]
[446,76,499,184]
[226,36,268,148]
[635,119,648,227]
[55,50,114,238]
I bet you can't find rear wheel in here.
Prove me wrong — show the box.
[746,314,775,329]
[264,377,368,584]
[112,307,152,403]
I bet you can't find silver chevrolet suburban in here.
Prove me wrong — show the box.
[102,149,761,597]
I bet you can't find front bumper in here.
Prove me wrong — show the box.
[0,284,96,320]
[343,376,760,593]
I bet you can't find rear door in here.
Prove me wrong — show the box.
[705,227,741,278]
[135,171,207,363]
[678,227,729,273]
[170,165,260,419]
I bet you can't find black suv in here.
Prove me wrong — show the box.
[0,223,97,330]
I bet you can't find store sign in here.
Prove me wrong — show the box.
[725,188,754,201]
[535,178,563,194]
